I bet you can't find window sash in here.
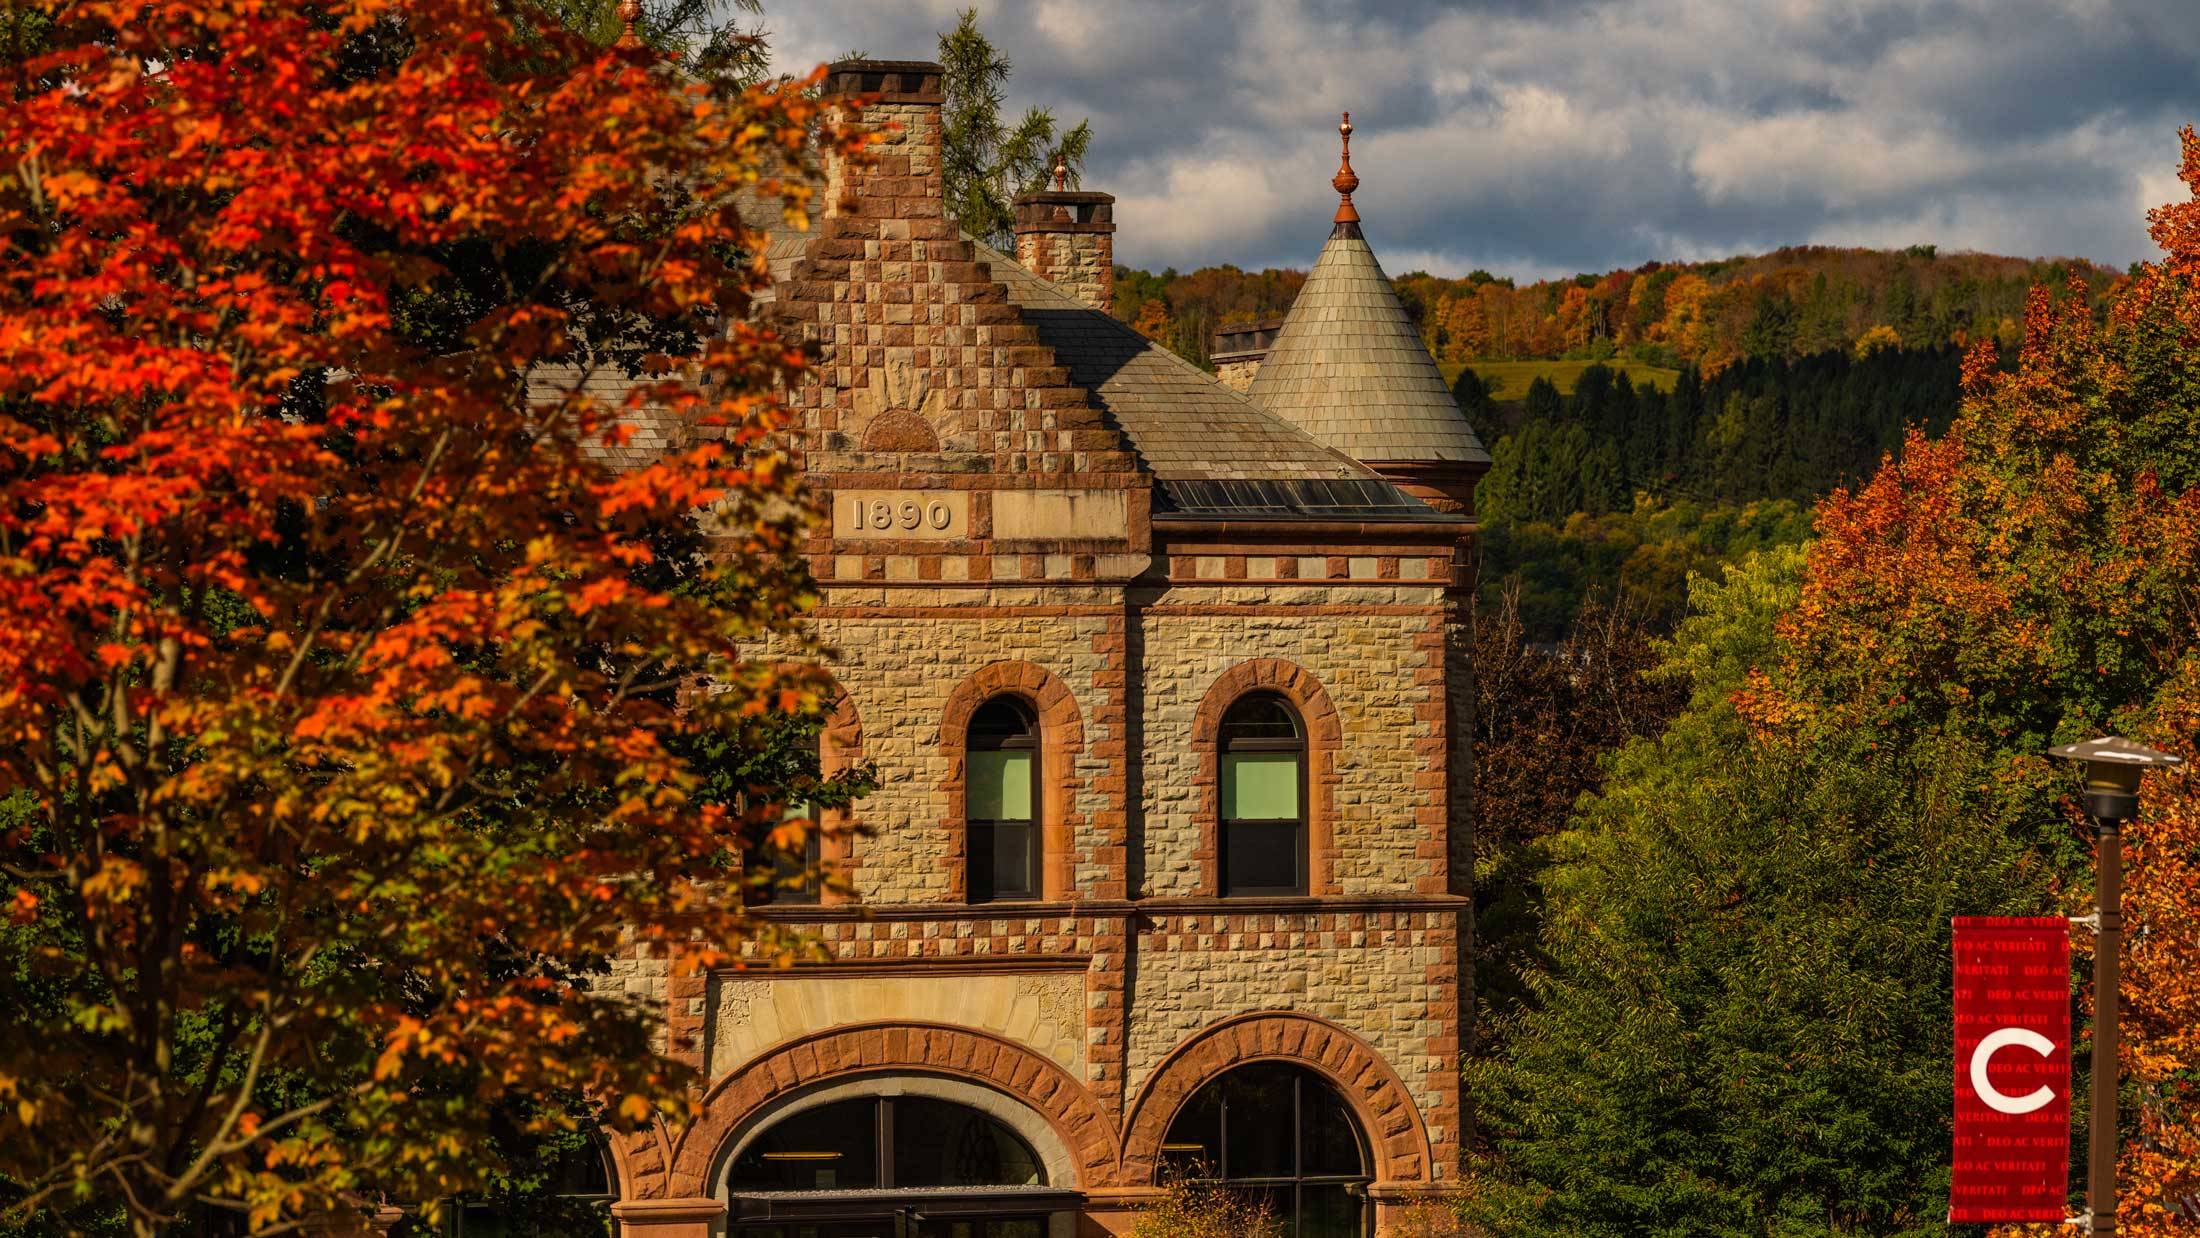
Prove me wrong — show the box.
[764,801,823,905]
[1222,818,1307,896]
[746,797,825,907]
[968,820,1039,903]
[968,748,1035,821]
[1221,746,1307,896]
[1222,751,1301,821]
[968,725,1039,903]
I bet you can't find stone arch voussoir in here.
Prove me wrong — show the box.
[626,1022,1121,1199]
[1122,1012,1432,1186]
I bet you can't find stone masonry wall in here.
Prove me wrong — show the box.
[805,582,1449,905]
[1126,906,1461,1180]
[808,601,1120,904]
[1014,228,1113,313]
[1211,356,1260,393]
[1137,585,1450,897]
[789,99,1139,482]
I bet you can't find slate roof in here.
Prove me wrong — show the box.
[1246,225,1491,466]
[526,363,687,472]
[735,180,823,297]
[975,243,1379,485]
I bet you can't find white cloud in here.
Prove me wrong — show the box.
[750,0,2200,278]
[1688,114,1978,209]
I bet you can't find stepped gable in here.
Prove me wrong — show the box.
[1246,114,1490,475]
[745,190,1410,489]
[747,70,1444,523]
[774,216,1135,478]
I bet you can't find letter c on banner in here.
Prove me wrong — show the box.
[1970,1027,2057,1115]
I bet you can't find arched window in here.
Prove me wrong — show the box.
[747,732,823,906]
[967,696,1040,902]
[1219,693,1307,896]
[1159,1063,1369,1237]
[726,1095,1045,1192]
[761,795,822,905]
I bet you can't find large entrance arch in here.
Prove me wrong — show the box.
[609,1021,1121,1238]
[721,1080,1078,1237]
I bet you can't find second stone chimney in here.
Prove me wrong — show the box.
[1013,166,1116,312]
[821,60,945,223]
[1209,318,1285,392]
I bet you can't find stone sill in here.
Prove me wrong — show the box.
[747,892,1468,923]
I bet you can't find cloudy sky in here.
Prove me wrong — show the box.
[757,0,2200,282]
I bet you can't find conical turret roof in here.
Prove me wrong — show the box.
[1246,117,1490,467]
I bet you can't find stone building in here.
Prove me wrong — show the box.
[603,61,1490,1238]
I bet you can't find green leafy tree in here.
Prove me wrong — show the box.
[1465,550,2040,1236]
[1471,586,1683,1046]
[937,7,1092,249]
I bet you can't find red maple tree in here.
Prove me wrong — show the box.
[1742,128,2200,1234]
[0,0,854,1228]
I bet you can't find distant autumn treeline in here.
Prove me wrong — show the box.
[1113,244,2123,375]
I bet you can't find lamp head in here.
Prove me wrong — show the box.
[2047,735,2184,823]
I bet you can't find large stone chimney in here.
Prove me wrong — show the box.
[1013,167,1115,312]
[820,60,945,223]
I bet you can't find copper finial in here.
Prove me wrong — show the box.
[615,0,642,48]
[1049,154,1074,219]
[1332,111,1360,225]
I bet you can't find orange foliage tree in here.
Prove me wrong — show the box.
[0,0,853,1229]
[1743,128,2200,1232]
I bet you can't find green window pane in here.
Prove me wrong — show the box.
[969,749,1033,821]
[1223,752,1299,820]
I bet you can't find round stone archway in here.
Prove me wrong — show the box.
[615,1020,1123,1203]
[1121,1011,1434,1185]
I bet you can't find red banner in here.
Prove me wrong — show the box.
[1950,916,2071,1223]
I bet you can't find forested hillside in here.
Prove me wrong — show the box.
[1114,244,2118,373]
[1118,245,2111,637]
[1465,143,2200,1231]
[1466,348,1963,635]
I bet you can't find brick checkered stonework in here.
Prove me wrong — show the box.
[591,58,1492,1238]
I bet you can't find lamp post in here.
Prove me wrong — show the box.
[2045,735,2185,1236]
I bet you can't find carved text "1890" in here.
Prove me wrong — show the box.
[835,490,968,540]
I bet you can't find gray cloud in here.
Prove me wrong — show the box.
[756,0,2199,280]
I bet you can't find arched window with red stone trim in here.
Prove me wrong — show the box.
[939,662,1088,904]
[1191,660,1341,898]
[1218,692,1309,896]
[966,695,1042,902]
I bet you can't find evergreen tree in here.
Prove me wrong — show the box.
[1522,374,1564,424]
[1452,367,1504,445]
[1471,133,2200,1234]
[936,7,1092,249]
